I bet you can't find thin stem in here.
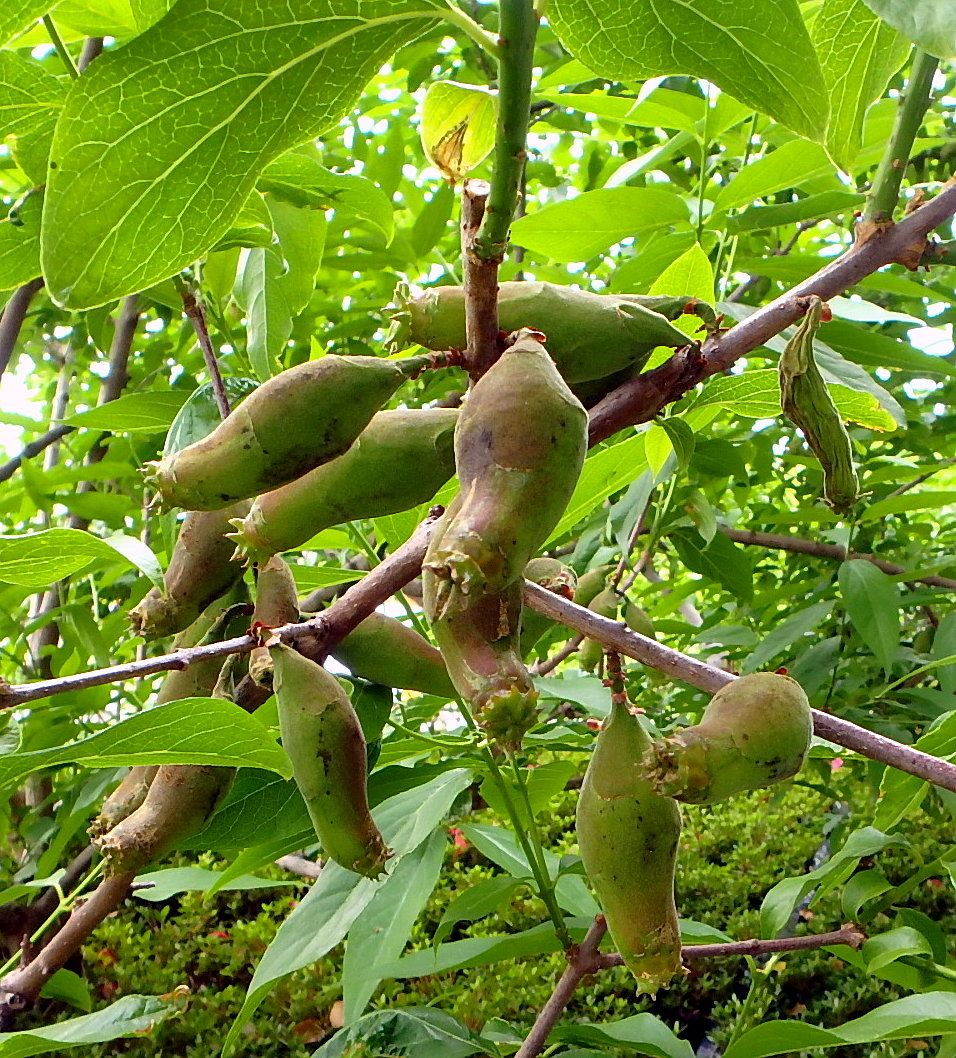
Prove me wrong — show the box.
[864,49,939,224]
[439,2,502,57]
[0,278,44,385]
[174,275,231,420]
[473,0,538,261]
[388,717,471,749]
[42,15,79,79]
[694,84,713,243]
[726,955,778,1048]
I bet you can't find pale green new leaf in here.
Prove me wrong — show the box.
[419,80,496,181]
[0,53,67,182]
[54,0,175,37]
[511,187,690,262]
[713,139,836,212]
[64,390,190,433]
[0,527,159,588]
[858,0,956,58]
[548,0,829,140]
[41,0,441,309]
[0,2,58,48]
[240,247,293,381]
[812,0,910,171]
[0,697,291,792]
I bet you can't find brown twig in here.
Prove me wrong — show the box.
[516,920,865,1058]
[0,871,133,1018]
[175,278,230,420]
[0,278,44,385]
[588,179,956,445]
[515,917,608,1058]
[717,526,956,590]
[0,511,442,710]
[532,633,583,676]
[460,179,501,380]
[0,426,73,485]
[522,582,956,794]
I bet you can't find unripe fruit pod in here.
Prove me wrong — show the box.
[388,281,712,384]
[521,557,577,655]
[229,409,458,564]
[97,764,235,875]
[90,766,158,839]
[269,640,390,877]
[578,588,620,672]
[650,672,813,805]
[248,556,300,688]
[145,354,441,511]
[425,573,538,749]
[577,700,683,995]
[331,613,455,699]
[128,502,250,640]
[425,330,587,619]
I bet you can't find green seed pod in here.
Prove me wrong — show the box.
[578,587,621,672]
[649,673,813,805]
[229,409,458,564]
[248,556,300,688]
[388,281,712,384]
[97,764,235,875]
[331,613,455,699]
[145,354,442,511]
[577,699,683,994]
[520,557,578,655]
[269,640,390,877]
[128,502,250,640]
[425,330,587,619]
[779,297,859,515]
[425,574,538,748]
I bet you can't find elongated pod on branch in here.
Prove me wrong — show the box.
[269,640,390,877]
[248,555,300,688]
[779,297,859,515]
[425,329,587,619]
[129,503,250,640]
[388,281,713,383]
[228,409,458,564]
[146,353,455,511]
[520,557,577,655]
[331,613,455,699]
[649,672,813,804]
[577,698,683,995]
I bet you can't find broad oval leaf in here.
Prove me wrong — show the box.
[547,0,829,140]
[41,0,442,309]
[838,558,901,674]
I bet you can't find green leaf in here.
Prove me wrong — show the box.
[554,1014,695,1058]
[723,992,956,1058]
[268,197,327,316]
[226,769,472,1053]
[240,247,293,381]
[0,994,175,1057]
[548,0,829,140]
[671,529,754,600]
[550,91,702,134]
[743,599,833,673]
[162,378,258,456]
[511,187,690,263]
[812,0,910,171]
[725,191,866,234]
[0,188,42,293]
[858,0,956,58]
[713,140,836,212]
[839,559,901,674]
[41,0,441,309]
[862,926,934,972]
[433,876,524,948]
[0,697,291,792]
[64,390,190,433]
[99,532,164,588]
[548,434,648,542]
[873,711,956,831]
[342,829,446,1023]
[315,1008,492,1058]
[419,80,496,182]
[0,2,57,48]
[0,527,157,589]
[39,969,91,1013]
[760,826,906,937]
[54,0,175,37]
[0,53,68,183]
[259,147,395,244]
[131,866,295,902]
[212,191,275,252]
